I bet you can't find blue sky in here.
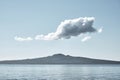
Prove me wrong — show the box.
[0,0,120,61]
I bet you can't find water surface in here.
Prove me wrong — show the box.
[0,64,120,80]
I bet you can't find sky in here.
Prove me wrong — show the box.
[0,0,120,61]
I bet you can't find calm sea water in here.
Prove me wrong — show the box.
[0,64,120,80]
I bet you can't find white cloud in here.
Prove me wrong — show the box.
[35,17,97,40]
[15,17,103,42]
[98,27,103,33]
[81,36,92,42]
[14,36,33,41]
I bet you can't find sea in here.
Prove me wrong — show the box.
[0,64,120,80]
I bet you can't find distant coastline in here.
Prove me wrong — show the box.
[0,54,120,64]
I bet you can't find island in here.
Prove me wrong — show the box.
[0,53,120,64]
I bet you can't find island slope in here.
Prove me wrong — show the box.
[0,54,120,64]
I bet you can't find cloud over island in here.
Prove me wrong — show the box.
[14,17,102,42]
